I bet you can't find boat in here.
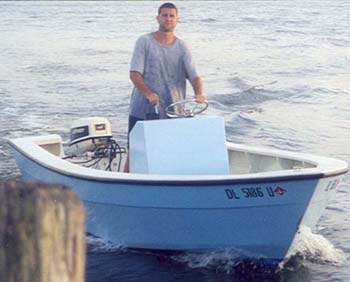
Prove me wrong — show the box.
[8,100,349,265]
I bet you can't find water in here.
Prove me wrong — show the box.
[1,1,350,281]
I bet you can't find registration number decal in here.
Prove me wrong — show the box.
[225,186,287,200]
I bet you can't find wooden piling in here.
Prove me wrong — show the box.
[0,181,85,282]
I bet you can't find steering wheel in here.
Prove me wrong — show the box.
[165,98,209,118]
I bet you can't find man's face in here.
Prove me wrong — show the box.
[157,8,178,32]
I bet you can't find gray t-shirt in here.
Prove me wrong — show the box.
[129,33,198,119]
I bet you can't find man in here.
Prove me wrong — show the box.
[128,2,206,133]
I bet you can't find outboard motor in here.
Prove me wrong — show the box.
[69,117,113,155]
[66,117,126,171]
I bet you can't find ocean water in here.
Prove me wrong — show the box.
[1,1,350,281]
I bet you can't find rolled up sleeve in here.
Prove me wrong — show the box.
[183,47,199,82]
[130,36,147,74]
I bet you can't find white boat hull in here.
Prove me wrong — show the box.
[9,134,348,265]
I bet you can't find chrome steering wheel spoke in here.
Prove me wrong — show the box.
[165,99,209,118]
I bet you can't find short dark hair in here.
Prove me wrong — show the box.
[158,2,178,15]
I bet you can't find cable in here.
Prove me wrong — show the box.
[66,138,127,172]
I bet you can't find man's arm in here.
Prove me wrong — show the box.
[130,71,159,106]
[191,77,207,103]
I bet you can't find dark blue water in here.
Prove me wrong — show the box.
[1,1,350,281]
[86,249,280,282]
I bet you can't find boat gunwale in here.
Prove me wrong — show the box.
[8,135,349,186]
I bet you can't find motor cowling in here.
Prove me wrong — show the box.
[69,117,112,155]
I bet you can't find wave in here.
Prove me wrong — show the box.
[211,77,279,109]
[283,225,346,268]
[86,233,125,253]
[201,18,217,23]
[85,224,346,281]
[167,226,345,280]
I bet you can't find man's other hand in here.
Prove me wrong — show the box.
[146,92,160,106]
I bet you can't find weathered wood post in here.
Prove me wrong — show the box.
[0,181,85,282]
